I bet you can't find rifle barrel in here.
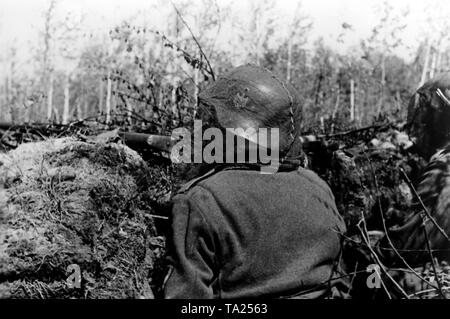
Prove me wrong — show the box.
[119,132,177,152]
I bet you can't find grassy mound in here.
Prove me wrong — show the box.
[0,138,170,298]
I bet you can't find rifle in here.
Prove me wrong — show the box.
[119,131,178,153]
[0,121,396,155]
[0,121,321,153]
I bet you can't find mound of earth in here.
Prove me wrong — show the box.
[0,138,171,298]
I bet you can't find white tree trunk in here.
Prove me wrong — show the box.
[3,77,9,122]
[286,38,292,82]
[430,50,437,79]
[250,0,262,65]
[156,86,163,123]
[435,51,442,75]
[350,79,355,122]
[419,40,432,87]
[76,102,83,121]
[126,101,132,124]
[414,40,433,111]
[62,74,70,125]
[0,80,4,120]
[377,56,386,116]
[332,85,340,120]
[98,76,103,114]
[193,66,199,119]
[53,104,60,122]
[47,72,54,121]
[112,80,117,115]
[7,67,14,123]
[84,94,89,120]
[2,78,6,118]
[105,70,112,124]
[171,82,177,122]
[434,41,443,76]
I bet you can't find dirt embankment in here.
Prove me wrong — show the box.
[0,138,171,298]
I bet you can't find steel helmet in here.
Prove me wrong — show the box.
[198,64,303,160]
[407,72,450,159]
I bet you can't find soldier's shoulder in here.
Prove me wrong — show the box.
[295,167,333,194]
[176,168,221,194]
[176,167,254,195]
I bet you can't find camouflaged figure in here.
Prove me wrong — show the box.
[162,65,347,299]
[407,72,450,160]
[379,73,450,267]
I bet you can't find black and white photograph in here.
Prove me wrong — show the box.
[0,0,449,308]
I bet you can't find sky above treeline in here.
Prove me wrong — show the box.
[0,0,448,71]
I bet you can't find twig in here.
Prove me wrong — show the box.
[421,218,446,298]
[399,168,447,298]
[171,1,216,81]
[409,286,450,298]
[320,122,395,139]
[147,214,169,220]
[436,88,450,107]
[363,150,439,292]
[152,29,209,81]
[400,168,450,242]
[357,215,394,298]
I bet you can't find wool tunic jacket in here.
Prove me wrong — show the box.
[163,167,346,299]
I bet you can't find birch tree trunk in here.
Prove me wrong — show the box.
[193,66,199,119]
[76,102,83,121]
[376,55,386,116]
[430,50,437,79]
[47,73,54,121]
[105,70,112,124]
[350,79,355,122]
[84,93,89,120]
[331,85,340,134]
[126,99,132,124]
[62,74,70,125]
[171,82,177,123]
[435,50,442,75]
[255,17,261,65]
[419,40,432,87]
[434,42,442,76]
[53,104,60,122]
[112,80,118,115]
[7,68,15,123]
[158,86,163,110]
[332,85,340,120]
[4,77,10,122]
[98,76,103,114]
[171,12,180,123]
[250,1,261,65]
[43,0,55,122]
[0,80,3,120]
[395,91,401,112]
[286,38,292,83]
[156,86,163,125]
[414,40,432,111]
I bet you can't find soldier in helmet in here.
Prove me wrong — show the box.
[377,73,450,267]
[162,65,347,299]
[407,72,450,160]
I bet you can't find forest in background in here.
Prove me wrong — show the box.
[0,0,449,136]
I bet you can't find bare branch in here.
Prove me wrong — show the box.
[171,1,216,81]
